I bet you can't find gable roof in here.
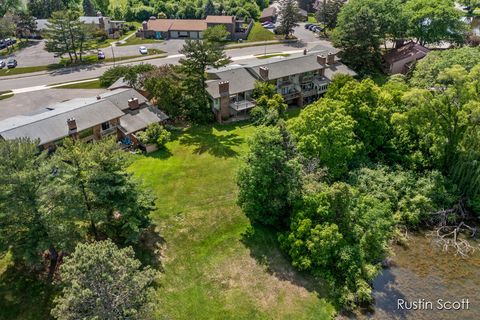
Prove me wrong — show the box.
[383,42,429,64]
[206,66,258,99]
[100,88,148,111]
[120,107,169,134]
[260,7,277,19]
[147,19,207,32]
[205,15,234,24]
[0,99,124,145]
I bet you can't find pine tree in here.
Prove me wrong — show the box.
[278,0,301,38]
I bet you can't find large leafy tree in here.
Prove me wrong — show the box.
[237,125,302,228]
[51,240,156,320]
[279,182,394,309]
[405,0,466,45]
[325,77,396,159]
[250,94,287,126]
[143,65,185,119]
[278,0,301,38]
[331,2,382,73]
[0,0,20,16]
[51,138,154,243]
[179,37,231,123]
[409,47,480,88]
[289,98,360,179]
[394,65,480,172]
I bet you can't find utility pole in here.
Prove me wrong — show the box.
[110,45,116,66]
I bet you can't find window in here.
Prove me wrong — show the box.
[101,121,110,131]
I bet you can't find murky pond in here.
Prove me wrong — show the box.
[370,233,480,319]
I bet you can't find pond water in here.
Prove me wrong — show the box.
[370,233,480,320]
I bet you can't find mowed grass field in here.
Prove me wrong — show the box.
[0,118,334,319]
[130,121,334,319]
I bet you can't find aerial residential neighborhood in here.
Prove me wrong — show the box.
[1,0,480,319]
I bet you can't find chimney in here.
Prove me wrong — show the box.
[327,52,335,65]
[319,67,325,77]
[317,54,326,65]
[142,21,148,31]
[259,66,269,80]
[128,97,140,111]
[67,118,77,131]
[219,81,230,95]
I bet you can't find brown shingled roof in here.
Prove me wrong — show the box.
[147,19,207,32]
[205,15,234,24]
[383,42,429,64]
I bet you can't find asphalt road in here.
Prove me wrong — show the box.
[0,37,333,92]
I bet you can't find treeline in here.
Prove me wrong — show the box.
[27,0,269,21]
[236,48,480,309]
[322,0,470,74]
[0,138,157,318]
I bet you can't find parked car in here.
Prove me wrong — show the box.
[6,59,17,69]
[264,23,275,29]
[139,46,148,54]
[304,23,313,29]
[97,51,105,59]
[261,21,271,26]
[0,60,5,68]
[308,25,318,31]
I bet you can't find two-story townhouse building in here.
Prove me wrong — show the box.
[206,50,356,122]
[0,88,168,150]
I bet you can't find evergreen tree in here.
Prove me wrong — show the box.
[51,240,156,320]
[204,0,216,17]
[82,0,95,16]
[278,0,301,38]
[179,38,231,123]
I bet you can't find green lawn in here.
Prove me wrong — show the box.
[307,14,317,23]
[116,36,164,47]
[129,122,335,319]
[0,119,335,319]
[52,79,102,89]
[247,22,277,42]
[256,53,291,59]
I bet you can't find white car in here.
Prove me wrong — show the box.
[0,60,5,69]
[139,46,148,54]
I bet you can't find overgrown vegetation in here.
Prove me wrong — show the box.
[237,57,480,309]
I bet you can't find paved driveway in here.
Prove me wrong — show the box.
[0,40,61,67]
[0,88,107,120]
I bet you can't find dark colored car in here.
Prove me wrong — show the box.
[6,59,17,69]
[304,23,312,29]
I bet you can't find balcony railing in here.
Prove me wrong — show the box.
[230,99,256,111]
[282,89,301,101]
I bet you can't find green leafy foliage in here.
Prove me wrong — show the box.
[289,98,359,179]
[250,94,287,126]
[410,47,480,88]
[52,138,155,244]
[51,240,156,320]
[279,182,395,309]
[237,125,302,228]
[136,123,171,147]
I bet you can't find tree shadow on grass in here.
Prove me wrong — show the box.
[133,224,166,272]
[240,224,329,297]
[0,265,55,320]
[145,147,173,160]
[178,126,244,158]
